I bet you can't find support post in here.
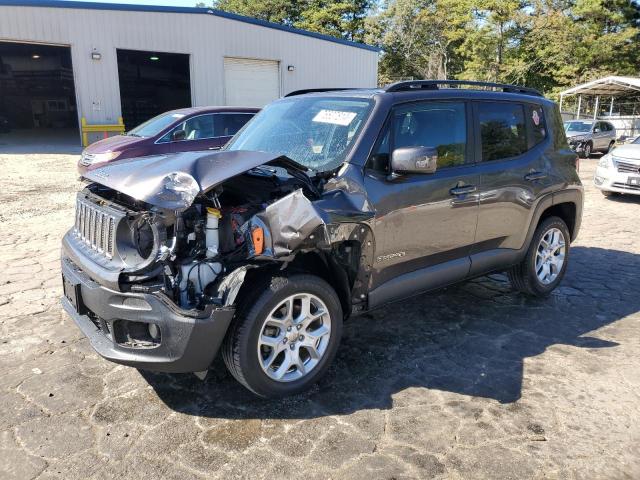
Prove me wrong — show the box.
[593,95,600,120]
[609,97,615,116]
[576,95,582,118]
[559,94,564,112]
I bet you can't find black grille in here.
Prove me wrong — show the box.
[612,182,640,191]
[614,159,640,174]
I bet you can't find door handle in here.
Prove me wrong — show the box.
[524,171,547,181]
[450,184,477,196]
[208,146,220,150]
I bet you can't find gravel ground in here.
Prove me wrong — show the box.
[0,140,639,480]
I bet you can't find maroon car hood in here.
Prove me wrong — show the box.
[84,135,145,153]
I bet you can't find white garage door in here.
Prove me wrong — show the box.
[224,57,280,107]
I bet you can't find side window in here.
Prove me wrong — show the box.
[393,102,467,169]
[479,102,527,161]
[367,102,467,171]
[182,114,215,140]
[527,104,547,148]
[214,113,253,137]
[368,124,391,172]
[159,115,216,142]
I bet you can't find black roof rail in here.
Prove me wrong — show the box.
[384,80,543,97]
[285,88,358,97]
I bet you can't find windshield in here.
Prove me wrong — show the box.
[564,121,592,133]
[226,97,373,172]
[633,136,640,145]
[127,111,186,138]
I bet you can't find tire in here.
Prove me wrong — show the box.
[508,216,570,297]
[601,190,615,197]
[581,142,592,158]
[222,274,343,398]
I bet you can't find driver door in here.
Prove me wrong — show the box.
[364,101,479,301]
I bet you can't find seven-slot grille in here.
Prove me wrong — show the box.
[614,158,640,174]
[74,196,117,258]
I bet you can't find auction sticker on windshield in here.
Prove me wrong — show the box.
[313,110,357,126]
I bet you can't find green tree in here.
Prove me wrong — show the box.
[211,0,373,41]
[212,0,305,25]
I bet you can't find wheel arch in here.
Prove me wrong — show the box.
[539,202,577,241]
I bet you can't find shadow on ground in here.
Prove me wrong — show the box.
[143,246,636,419]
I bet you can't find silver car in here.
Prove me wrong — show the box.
[564,120,616,158]
[594,136,640,197]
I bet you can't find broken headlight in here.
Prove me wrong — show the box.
[161,172,199,206]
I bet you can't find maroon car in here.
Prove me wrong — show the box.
[78,106,258,175]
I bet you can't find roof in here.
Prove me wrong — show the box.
[171,106,260,115]
[0,0,380,53]
[559,76,640,97]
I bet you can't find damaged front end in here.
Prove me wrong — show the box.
[60,150,353,373]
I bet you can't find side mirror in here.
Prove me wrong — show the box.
[172,129,186,141]
[593,127,601,133]
[390,146,438,176]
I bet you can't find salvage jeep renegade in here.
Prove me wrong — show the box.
[61,81,583,398]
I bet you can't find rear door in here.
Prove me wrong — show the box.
[470,101,550,274]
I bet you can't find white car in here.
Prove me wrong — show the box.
[594,137,640,196]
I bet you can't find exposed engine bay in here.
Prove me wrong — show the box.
[76,165,327,310]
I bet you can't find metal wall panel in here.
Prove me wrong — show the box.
[0,5,378,127]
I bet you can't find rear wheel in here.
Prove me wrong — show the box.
[607,140,615,153]
[222,274,343,398]
[508,216,570,297]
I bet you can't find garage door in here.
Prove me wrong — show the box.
[224,58,280,107]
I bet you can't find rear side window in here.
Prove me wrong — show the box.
[527,104,547,148]
[479,103,527,161]
[214,113,253,137]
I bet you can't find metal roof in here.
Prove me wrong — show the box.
[0,0,380,52]
[559,76,640,97]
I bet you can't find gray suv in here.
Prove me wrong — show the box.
[61,80,583,397]
[564,120,616,158]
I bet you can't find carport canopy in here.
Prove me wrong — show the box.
[559,76,640,119]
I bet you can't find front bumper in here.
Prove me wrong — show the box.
[568,140,587,153]
[61,255,235,373]
[593,166,640,195]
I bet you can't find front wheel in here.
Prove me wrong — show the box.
[581,142,592,158]
[508,216,570,297]
[222,274,343,398]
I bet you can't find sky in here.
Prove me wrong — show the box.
[61,0,201,7]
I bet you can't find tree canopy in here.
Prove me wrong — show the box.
[205,0,640,95]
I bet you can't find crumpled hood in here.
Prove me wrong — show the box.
[565,130,591,139]
[611,144,640,161]
[84,150,307,210]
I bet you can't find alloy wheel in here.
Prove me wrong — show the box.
[535,227,566,285]
[257,293,332,382]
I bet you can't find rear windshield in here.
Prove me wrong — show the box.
[127,112,185,138]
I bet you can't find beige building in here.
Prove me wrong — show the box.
[0,0,379,138]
